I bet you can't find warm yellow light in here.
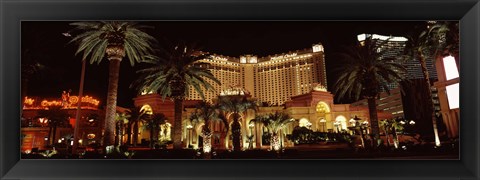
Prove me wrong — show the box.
[24,97,34,105]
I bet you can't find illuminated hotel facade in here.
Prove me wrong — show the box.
[135,43,393,150]
[186,43,327,106]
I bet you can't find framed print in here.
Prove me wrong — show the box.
[1,0,479,179]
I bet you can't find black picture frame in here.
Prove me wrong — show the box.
[1,0,479,179]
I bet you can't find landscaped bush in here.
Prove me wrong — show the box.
[288,126,353,145]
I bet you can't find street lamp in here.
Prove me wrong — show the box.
[349,118,356,127]
[319,118,326,132]
[186,125,193,148]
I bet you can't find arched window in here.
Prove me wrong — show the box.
[316,101,330,113]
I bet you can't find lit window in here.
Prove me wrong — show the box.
[446,83,459,109]
[443,55,459,80]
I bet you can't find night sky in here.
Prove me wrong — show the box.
[22,21,426,108]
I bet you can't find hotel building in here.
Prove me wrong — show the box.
[186,43,327,106]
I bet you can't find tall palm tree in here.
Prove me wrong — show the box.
[144,113,167,149]
[216,95,257,151]
[402,21,459,147]
[189,101,228,153]
[69,21,155,147]
[133,42,221,149]
[37,106,70,146]
[333,36,407,147]
[403,22,456,147]
[115,112,130,146]
[256,112,294,151]
[126,106,148,146]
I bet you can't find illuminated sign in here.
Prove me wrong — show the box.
[270,53,297,60]
[357,34,408,42]
[312,44,324,52]
[69,96,100,106]
[240,55,257,64]
[41,100,63,107]
[210,55,228,61]
[24,97,34,106]
[24,95,100,109]
[240,56,247,63]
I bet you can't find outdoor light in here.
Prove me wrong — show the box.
[88,119,94,123]
[38,118,48,124]
[58,139,62,143]
[361,121,369,126]
[400,121,406,125]
[349,118,356,126]
[409,120,416,125]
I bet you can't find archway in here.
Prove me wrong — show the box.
[298,118,312,129]
[334,115,348,132]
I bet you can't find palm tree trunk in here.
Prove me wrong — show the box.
[232,113,242,151]
[133,121,139,146]
[367,97,380,148]
[52,125,57,146]
[271,132,280,151]
[103,59,121,147]
[173,98,184,149]
[202,128,212,153]
[149,127,154,149]
[417,52,441,147]
[72,59,86,154]
[115,123,121,147]
[48,126,53,145]
[126,123,132,145]
[392,128,399,149]
[384,127,390,148]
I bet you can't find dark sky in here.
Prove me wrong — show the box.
[22,21,427,107]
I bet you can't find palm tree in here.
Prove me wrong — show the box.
[333,36,407,147]
[115,112,130,146]
[144,113,167,149]
[256,112,294,151]
[69,21,155,147]
[427,21,459,59]
[133,41,221,149]
[379,118,405,149]
[37,106,70,146]
[189,101,228,153]
[126,106,148,146]
[403,21,458,147]
[216,95,258,151]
